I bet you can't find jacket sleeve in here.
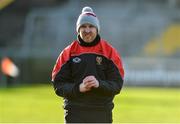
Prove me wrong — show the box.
[95,47,124,96]
[51,50,80,99]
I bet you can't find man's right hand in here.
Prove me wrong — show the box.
[79,82,91,93]
[79,75,99,93]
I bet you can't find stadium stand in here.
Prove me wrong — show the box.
[144,24,180,56]
[0,0,180,87]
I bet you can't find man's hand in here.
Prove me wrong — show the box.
[79,75,99,93]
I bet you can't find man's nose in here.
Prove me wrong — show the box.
[85,28,90,33]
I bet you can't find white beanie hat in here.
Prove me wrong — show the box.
[76,6,100,33]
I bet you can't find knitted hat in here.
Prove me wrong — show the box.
[76,6,100,33]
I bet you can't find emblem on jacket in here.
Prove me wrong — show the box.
[73,57,81,63]
[96,56,102,65]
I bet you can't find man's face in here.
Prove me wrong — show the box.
[79,23,97,43]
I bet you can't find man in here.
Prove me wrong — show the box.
[51,6,124,123]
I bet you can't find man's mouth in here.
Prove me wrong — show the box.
[84,32,92,36]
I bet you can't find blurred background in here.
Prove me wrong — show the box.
[0,0,180,123]
[0,0,180,86]
[1,0,180,87]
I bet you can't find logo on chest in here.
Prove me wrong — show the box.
[72,57,81,63]
[96,56,102,65]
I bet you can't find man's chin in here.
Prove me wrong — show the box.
[84,40,92,43]
[83,38,93,43]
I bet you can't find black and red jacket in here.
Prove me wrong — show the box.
[51,35,124,110]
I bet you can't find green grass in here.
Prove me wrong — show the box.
[114,87,180,123]
[0,84,180,123]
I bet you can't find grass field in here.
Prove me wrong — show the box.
[0,84,180,123]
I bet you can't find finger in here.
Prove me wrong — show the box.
[84,81,94,87]
[85,75,95,80]
[83,76,93,82]
[88,80,99,88]
[85,81,97,88]
[83,76,95,84]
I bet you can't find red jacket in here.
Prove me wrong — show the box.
[52,36,124,110]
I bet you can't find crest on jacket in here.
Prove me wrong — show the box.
[96,56,102,65]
